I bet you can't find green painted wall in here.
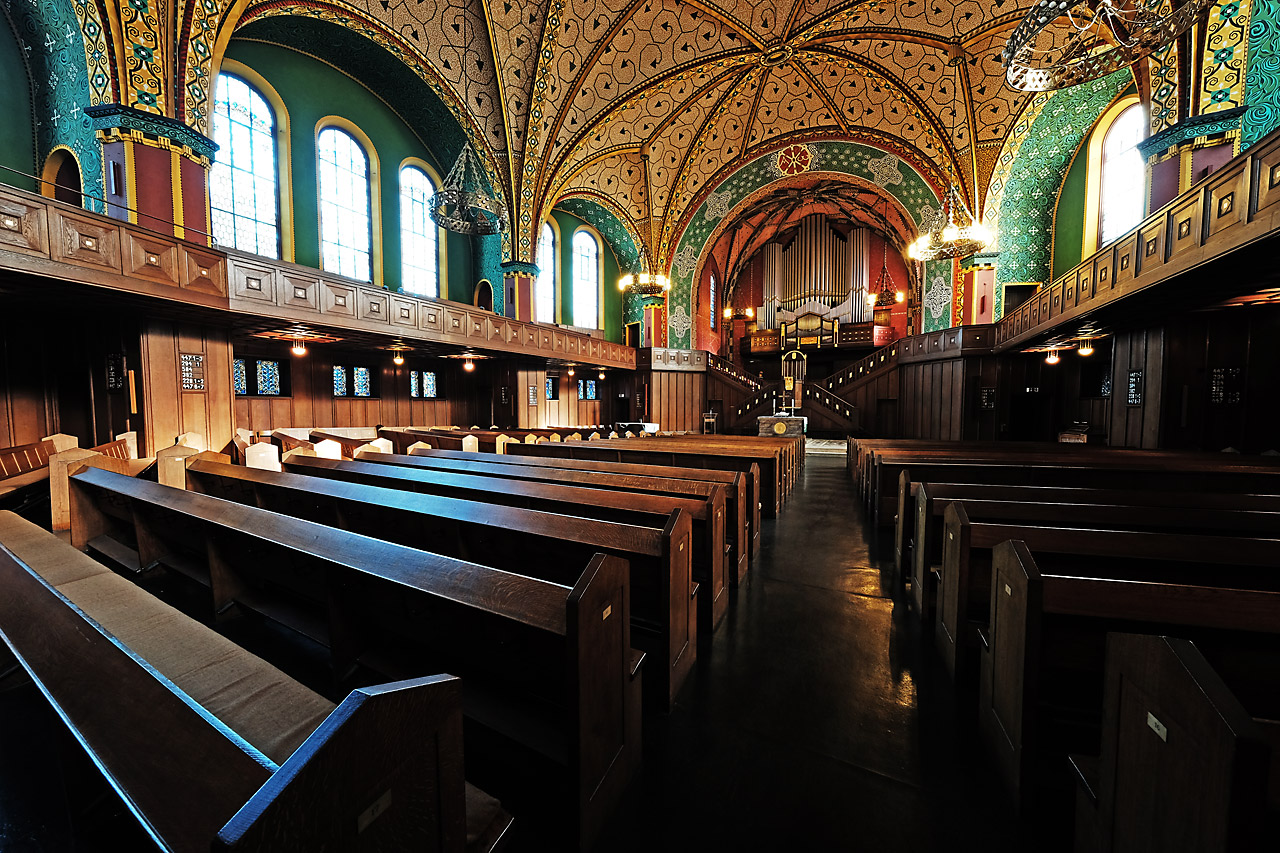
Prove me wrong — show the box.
[1052,146,1088,282]
[0,13,36,192]
[223,39,470,296]
[551,210,622,342]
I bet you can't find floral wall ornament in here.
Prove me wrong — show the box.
[775,144,815,176]
[866,153,904,188]
[667,304,692,342]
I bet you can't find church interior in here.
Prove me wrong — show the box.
[2,0,1280,848]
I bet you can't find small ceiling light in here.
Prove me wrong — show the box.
[291,338,307,357]
[463,357,475,372]
[599,370,606,380]
[1078,340,1094,357]
[568,366,575,377]
[393,351,405,366]
[1045,349,1060,365]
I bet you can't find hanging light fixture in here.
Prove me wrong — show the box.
[1078,340,1095,357]
[291,338,307,357]
[1003,0,1216,92]
[1045,349,1060,365]
[392,351,405,366]
[463,357,475,372]
[870,238,904,307]
[429,143,506,235]
[599,370,606,381]
[618,272,671,297]
[907,183,994,262]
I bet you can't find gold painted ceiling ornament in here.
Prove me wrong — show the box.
[1002,0,1218,92]
[907,183,994,262]
[430,143,507,235]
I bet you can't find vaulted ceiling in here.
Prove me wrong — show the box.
[229,0,1047,271]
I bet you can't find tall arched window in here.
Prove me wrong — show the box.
[709,272,717,329]
[572,230,599,329]
[400,166,438,297]
[210,74,279,257]
[318,126,372,281]
[537,222,556,323]
[1098,103,1145,246]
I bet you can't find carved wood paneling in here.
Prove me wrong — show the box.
[123,229,181,287]
[0,191,49,257]
[49,209,122,273]
[182,247,226,296]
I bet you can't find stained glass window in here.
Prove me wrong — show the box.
[546,377,558,400]
[709,273,717,329]
[423,371,438,398]
[318,127,372,281]
[537,222,556,323]
[410,370,420,398]
[233,358,247,395]
[210,74,279,257]
[586,380,597,400]
[354,366,372,397]
[1099,104,1146,246]
[578,379,584,398]
[333,365,348,397]
[256,360,281,396]
[572,230,598,329]
[400,167,438,297]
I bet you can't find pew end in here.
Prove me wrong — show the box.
[43,433,80,453]
[51,450,132,532]
[216,674,512,853]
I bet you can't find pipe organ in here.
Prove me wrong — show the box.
[759,214,870,327]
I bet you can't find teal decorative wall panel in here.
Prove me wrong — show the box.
[921,258,954,333]
[474,233,505,316]
[665,141,941,349]
[6,0,104,210]
[993,70,1129,319]
[1244,0,1280,147]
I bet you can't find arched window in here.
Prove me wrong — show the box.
[709,272,717,329]
[210,74,279,257]
[572,229,599,329]
[537,222,556,323]
[1098,103,1145,246]
[399,166,438,297]
[318,126,372,281]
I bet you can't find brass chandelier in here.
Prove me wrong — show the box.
[907,183,994,262]
[617,272,671,298]
[430,143,507,235]
[1002,0,1217,92]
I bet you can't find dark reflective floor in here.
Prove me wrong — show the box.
[0,453,1061,851]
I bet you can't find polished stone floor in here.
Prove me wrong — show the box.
[0,454,1060,851]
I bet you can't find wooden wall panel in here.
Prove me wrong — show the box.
[0,326,51,447]
[1108,327,1164,449]
[140,320,235,455]
[646,370,706,432]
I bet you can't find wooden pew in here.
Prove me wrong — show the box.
[184,458,696,711]
[978,535,1280,811]
[380,432,760,564]
[66,466,639,851]
[620,435,801,499]
[905,480,1280,621]
[1075,632,1280,853]
[0,510,511,853]
[281,454,731,633]
[270,429,316,455]
[0,438,56,495]
[937,501,1280,688]
[355,446,750,587]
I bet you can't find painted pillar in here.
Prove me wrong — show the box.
[88,105,214,243]
[501,260,539,322]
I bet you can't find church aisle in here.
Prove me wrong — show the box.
[593,453,1049,852]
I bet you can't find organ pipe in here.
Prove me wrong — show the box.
[777,214,850,312]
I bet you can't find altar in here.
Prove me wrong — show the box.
[757,415,807,437]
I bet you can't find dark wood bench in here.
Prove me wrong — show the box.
[387,436,760,563]
[66,467,640,850]
[937,501,1280,688]
[0,510,511,852]
[1074,632,1280,852]
[184,457,696,712]
[356,445,751,587]
[622,434,802,499]
[978,535,1280,811]
[269,430,316,455]
[281,454,732,633]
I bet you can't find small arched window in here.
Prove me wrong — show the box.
[537,222,556,323]
[572,230,599,329]
[709,272,717,329]
[1098,103,1145,246]
[399,166,438,297]
[318,126,372,281]
[210,74,279,257]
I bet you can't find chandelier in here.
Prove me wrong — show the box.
[617,272,671,298]
[907,184,994,262]
[867,239,905,307]
[429,143,507,235]
[1003,0,1217,92]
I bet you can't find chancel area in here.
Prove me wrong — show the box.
[2,0,1280,848]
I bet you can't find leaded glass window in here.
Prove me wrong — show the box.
[210,74,279,257]
[318,127,372,281]
[709,273,717,329]
[578,379,584,398]
[334,365,349,397]
[353,366,372,397]
[410,370,420,398]
[537,223,556,323]
[256,360,281,396]
[233,358,247,395]
[546,377,558,400]
[572,230,598,329]
[423,371,438,398]
[1099,104,1146,247]
[400,167,438,297]
[586,380,597,400]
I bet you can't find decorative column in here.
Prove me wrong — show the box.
[87,105,215,243]
[501,260,539,321]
